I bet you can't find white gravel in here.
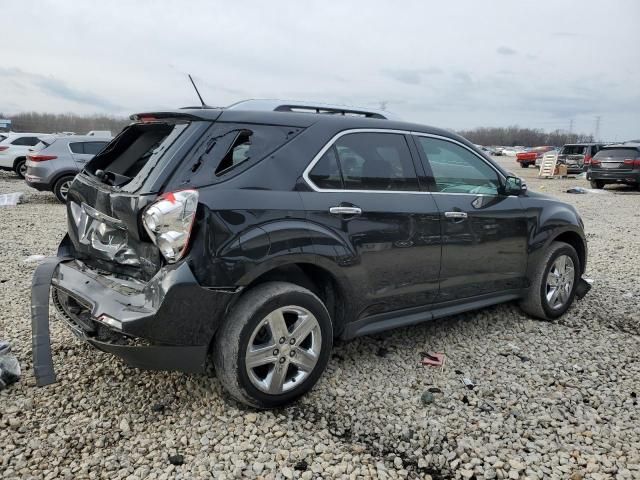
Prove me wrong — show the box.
[1,162,639,480]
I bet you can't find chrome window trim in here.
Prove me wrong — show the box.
[302,128,510,196]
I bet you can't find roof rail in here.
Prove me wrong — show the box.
[226,99,400,120]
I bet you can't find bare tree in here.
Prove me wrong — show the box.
[457,126,594,147]
[0,112,130,135]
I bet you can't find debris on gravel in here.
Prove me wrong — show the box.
[1,164,639,479]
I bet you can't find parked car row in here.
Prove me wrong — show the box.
[0,131,112,202]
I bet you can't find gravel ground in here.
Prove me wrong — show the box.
[0,161,639,480]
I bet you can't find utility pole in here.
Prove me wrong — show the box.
[569,119,574,134]
[594,116,601,141]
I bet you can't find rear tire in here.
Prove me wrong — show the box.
[53,175,75,203]
[14,158,27,178]
[213,281,333,408]
[590,180,604,189]
[520,163,529,168]
[520,242,580,321]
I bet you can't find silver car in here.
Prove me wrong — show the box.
[25,135,111,202]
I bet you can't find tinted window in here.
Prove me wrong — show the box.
[83,142,107,155]
[308,147,343,189]
[11,136,40,146]
[417,137,500,195]
[561,145,587,155]
[69,142,84,153]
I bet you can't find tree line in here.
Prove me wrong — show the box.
[456,126,594,147]
[2,112,595,148]
[0,112,130,136]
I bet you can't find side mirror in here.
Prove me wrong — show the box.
[502,175,526,195]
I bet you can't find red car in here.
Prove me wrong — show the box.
[516,146,555,168]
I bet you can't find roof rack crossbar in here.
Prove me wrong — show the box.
[226,99,399,120]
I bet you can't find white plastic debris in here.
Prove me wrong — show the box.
[23,255,47,264]
[0,192,24,206]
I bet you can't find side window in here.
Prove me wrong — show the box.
[417,137,501,195]
[308,132,419,191]
[308,147,343,189]
[338,133,418,191]
[12,136,39,146]
[69,142,84,154]
[83,142,107,155]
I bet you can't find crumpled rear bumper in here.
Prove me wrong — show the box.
[32,250,240,386]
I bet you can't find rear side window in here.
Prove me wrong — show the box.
[173,123,303,187]
[11,136,40,146]
[86,122,189,185]
[308,132,419,191]
[593,148,640,160]
[70,141,107,155]
[69,142,84,154]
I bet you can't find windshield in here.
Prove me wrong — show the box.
[561,145,586,155]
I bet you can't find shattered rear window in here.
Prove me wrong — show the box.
[173,122,303,186]
[85,122,189,187]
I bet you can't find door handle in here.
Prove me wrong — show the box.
[329,206,362,216]
[444,211,468,219]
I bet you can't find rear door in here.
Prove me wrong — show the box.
[413,134,528,302]
[301,130,442,318]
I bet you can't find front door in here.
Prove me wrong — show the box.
[413,135,528,302]
[300,130,441,318]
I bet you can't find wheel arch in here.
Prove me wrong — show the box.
[551,230,587,274]
[228,261,351,338]
[12,156,26,170]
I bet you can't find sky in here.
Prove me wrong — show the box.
[1,0,639,141]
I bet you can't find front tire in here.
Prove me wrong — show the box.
[520,162,529,168]
[590,180,604,189]
[213,282,333,408]
[520,242,580,320]
[53,175,75,203]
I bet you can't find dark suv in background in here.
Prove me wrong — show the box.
[557,143,606,173]
[35,100,591,408]
[586,143,640,189]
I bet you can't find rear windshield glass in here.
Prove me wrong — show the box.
[85,122,188,186]
[561,145,586,155]
[32,139,54,152]
[593,148,639,160]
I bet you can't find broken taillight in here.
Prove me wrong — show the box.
[142,190,199,263]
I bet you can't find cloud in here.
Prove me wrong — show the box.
[382,67,443,85]
[497,46,517,55]
[0,67,121,112]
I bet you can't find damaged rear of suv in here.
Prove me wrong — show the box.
[33,101,591,408]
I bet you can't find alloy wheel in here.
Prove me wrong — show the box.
[245,306,322,395]
[59,180,71,201]
[545,255,575,310]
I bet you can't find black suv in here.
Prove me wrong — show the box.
[586,143,640,189]
[33,101,591,408]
